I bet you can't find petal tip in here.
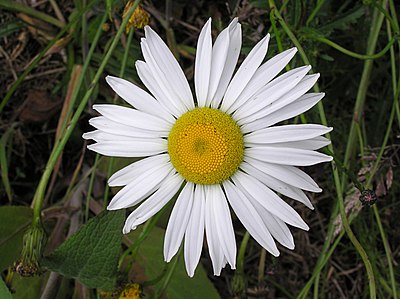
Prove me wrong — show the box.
[271,249,280,257]
[82,132,91,140]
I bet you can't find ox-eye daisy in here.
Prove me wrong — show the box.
[83,18,332,277]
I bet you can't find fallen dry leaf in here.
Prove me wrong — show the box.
[19,89,61,122]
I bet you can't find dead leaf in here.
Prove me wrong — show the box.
[46,35,72,56]
[375,176,386,197]
[16,13,55,42]
[10,31,29,60]
[333,186,363,239]
[19,89,61,123]
[386,166,393,190]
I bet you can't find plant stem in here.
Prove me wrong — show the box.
[30,0,141,228]
[269,1,380,298]
[313,36,395,60]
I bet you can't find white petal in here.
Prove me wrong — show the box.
[144,26,194,110]
[265,136,331,150]
[93,104,171,133]
[88,116,165,138]
[223,180,279,256]
[241,93,325,133]
[83,130,158,142]
[87,139,167,157]
[244,156,321,192]
[205,186,226,275]
[194,18,212,107]
[251,200,295,249]
[108,154,169,187]
[227,47,297,114]
[245,146,332,166]
[107,162,173,210]
[241,74,320,124]
[232,171,309,230]
[245,124,332,144]
[136,60,181,118]
[234,66,312,123]
[208,19,242,108]
[122,173,183,233]
[205,23,230,106]
[184,184,206,277]
[220,34,270,112]
[241,162,313,209]
[164,182,194,262]
[105,76,175,123]
[141,39,188,115]
[212,185,236,269]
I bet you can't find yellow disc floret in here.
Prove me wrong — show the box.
[168,107,244,185]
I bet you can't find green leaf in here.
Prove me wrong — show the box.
[128,227,220,299]
[319,6,365,35]
[0,206,33,271]
[11,275,46,299]
[0,277,12,299]
[42,210,125,291]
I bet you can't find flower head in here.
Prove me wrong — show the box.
[84,18,332,277]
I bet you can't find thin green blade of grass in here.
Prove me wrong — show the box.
[0,125,15,203]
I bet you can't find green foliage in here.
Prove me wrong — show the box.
[128,227,220,299]
[0,19,25,39]
[0,277,12,299]
[0,206,33,271]
[318,6,365,35]
[0,125,15,203]
[42,210,125,291]
[11,275,46,299]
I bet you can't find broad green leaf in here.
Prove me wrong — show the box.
[0,277,12,299]
[128,227,220,299]
[0,206,33,271]
[11,275,46,299]
[42,210,125,291]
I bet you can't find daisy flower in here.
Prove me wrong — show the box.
[83,18,332,277]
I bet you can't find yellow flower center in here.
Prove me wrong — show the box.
[168,108,244,185]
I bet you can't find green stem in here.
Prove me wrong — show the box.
[0,0,65,28]
[373,206,398,299]
[387,0,400,128]
[257,249,266,284]
[297,230,344,299]
[269,1,380,298]
[306,0,326,26]
[85,154,99,222]
[103,28,135,208]
[231,232,250,295]
[237,232,250,274]
[59,11,108,139]
[367,77,400,299]
[366,82,400,188]
[31,0,141,227]
[342,0,387,184]
[313,36,396,60]
[155,246,182,298]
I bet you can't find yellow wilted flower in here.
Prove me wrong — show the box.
[119,283,142,299]
[123,2,149,32]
